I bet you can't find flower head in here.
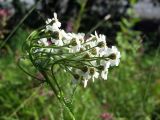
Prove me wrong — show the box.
[27,12,121,88]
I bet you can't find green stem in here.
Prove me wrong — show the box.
[51,68,76,120]
[40,71,59,100]
[86,15,111,35]
[41,70,75,120]
[73,0,88,32]
[28,40,76,120]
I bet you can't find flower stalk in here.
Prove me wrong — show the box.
[21,12,120,119]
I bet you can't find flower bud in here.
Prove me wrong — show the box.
[89,67,95,75]
[52,31,59,39]
[97,41,105,48]
[83,53,91,59]
[91,37,97,41]
[85,45,91,49]
[90,48,97,55]
[80,66,88,73]
[80,47,85,52]
[108,53,116,60]
[97,65,105,71]
[79,39,84,43]
[70,38,77,46]
[73,74,80,80]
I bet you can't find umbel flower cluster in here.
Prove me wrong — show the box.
[26,13,120,88]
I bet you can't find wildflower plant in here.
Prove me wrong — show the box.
[20,13,120,119]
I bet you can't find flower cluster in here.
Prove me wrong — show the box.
[29,13,120,87]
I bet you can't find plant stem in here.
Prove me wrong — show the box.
[41,70,75,120]
[73,0,88,32]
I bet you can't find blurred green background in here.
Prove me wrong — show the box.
[0,0,160,120]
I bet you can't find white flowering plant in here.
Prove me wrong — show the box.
[20,13,120,119]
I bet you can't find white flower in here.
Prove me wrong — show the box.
[89,67,99,82]
[99,61,110,80]
[51,38,63,46]
[83,72,91,80]
[110,57,120,66]
[92,71,99,82]
[101,68,108,80]
[38,38,49,46]
[34,12,121,88]
[46,21,60,32]
[105,46,121,66]
[100,60,110,69]
[90,47,100,57]
[76,68,91,80]
[99,34,106,44]
[77,33,85,43]
[46,13,61,32]
[53,12,61,27]
[95,32,106,45]
[60,30,72,44]
[69,45,81,53]
[69,36,81,53]
[73,69,89,87]
[84,36,97,48]
[83,79,88,88]
[46,13,61,27]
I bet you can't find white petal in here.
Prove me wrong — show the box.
[54,12,58,20]
[83,79,88,88]
[101,69,108,80]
